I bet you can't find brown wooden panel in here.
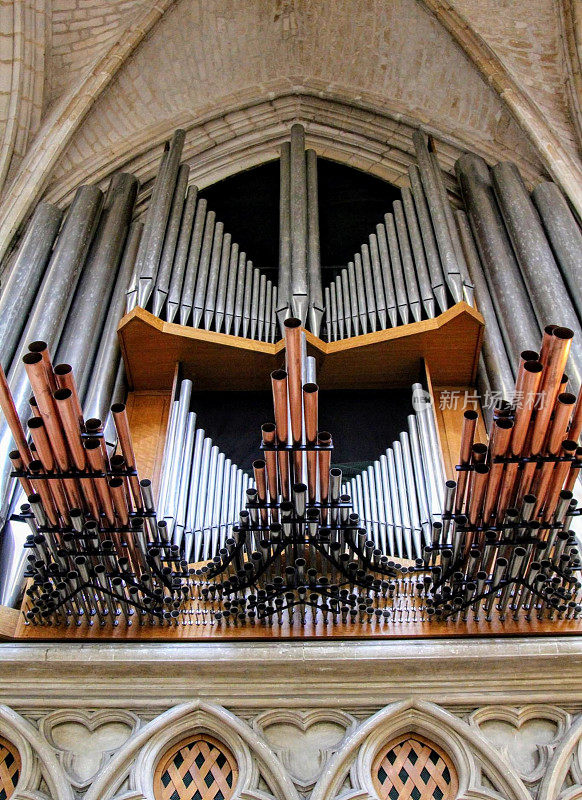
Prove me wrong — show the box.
[118,303,483,393]
[432,384,488,480]
[12,606,582,641]
[125,389,172,498]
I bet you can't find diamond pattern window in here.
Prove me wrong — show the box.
[372,735,458,800]
[0,737,20,800]
[154,735,238,800]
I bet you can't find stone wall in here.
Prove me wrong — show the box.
[0,638,580,798]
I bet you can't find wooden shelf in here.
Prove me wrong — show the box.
[118,302,484,392]
[9,611,581,642]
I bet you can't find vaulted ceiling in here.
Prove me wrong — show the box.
[1,0,581,260]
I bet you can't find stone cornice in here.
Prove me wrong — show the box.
[0,638,580,710]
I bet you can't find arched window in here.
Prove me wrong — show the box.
[372,734,458,800]
[0,736,20,800]
[154,734,238,800]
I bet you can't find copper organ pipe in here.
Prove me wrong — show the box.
[22,352,70,472]
[261,423,279,519]
[27,459,59,527]
[455,409,478,513]
[482,418,513,523]
[543,439,578,520]
[27,341,58,393]
[110,403,143,509]
[283,317,303,481]
[253,459,268,525]
[84,437,116,527]
[8,450,33,496]
[317,431,332,522]
[0,363,32,464]
[303,382,319,503]
[54,364,84,425]
[271,369,290,501]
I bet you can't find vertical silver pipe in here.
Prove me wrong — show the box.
[329,281,338,342]
[277,142,291,332]
[401,186,435,318]
[384,213,409,325]
[210,450,225,559]
[532,181,582,321]
[354,252,368,334]
[271,285,278,342]
[203,220,225,330]
[367,465,381,550]
[306,355,317,383]
[264,280,272,342]
[408,164,448,314]
[413,383,445,510]
[355,474,366,536]
[224,241,239,336]
[192,437,212,562]
[156,399,179,521]
[394,200,422,323]
[368,233,387,330]
[456,209,514,398]
[172,411,196,548]
[492,161,582,391]
[128,148,168,311]
[184,427,205,559]
[0,184,103,518]
[375,223,398,327]
[83,221,143,423]
[242,259,253,339]
[412,130,463,304]
[152,163,190,317]
[250,266,260,341]
[430,150,474,304]
[233,250,246,337]
[399,431,422,558]
[362,468,377,548]
[306,148,324,336]
[178,197,207,326]
[455,153,539,366]
[373,460,388,554]
[258,273,267,341]
[347,261,360,335]
[163,379,193,537]
[0,203,63,371]
[202,444,219,560]
[57,173,138,397]
[192,210,216,329]
[341,269,352,339]
[393,439,413,558]
[290,124,308,325]
[407,414,432,547]
[137,130,186,308]
[214,231,232,333]
[360,243,377,331]
[386,449,403,557]
[219,457,232,549]
[166,186,198,323]
[324,286,331,341]
[335,275,345,340]
[379,454,395,555]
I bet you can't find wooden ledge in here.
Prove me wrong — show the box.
[118,302,484,392]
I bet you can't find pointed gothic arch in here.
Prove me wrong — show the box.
[310,699,530,800]
[84,700,300,800]
[0,704,73,800]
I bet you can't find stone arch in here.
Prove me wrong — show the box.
[0,704,73,800]
[84,700,300,800]
[310,699,530,800]
[538,715,582,800]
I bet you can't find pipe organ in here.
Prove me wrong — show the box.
[0,122,580,639]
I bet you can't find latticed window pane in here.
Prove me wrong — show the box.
[154,735,238,800]
[0,737,20,800]
[372,735,458,800]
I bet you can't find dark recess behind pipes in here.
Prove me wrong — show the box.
[187,389,415,477]
[199,157,401,281]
